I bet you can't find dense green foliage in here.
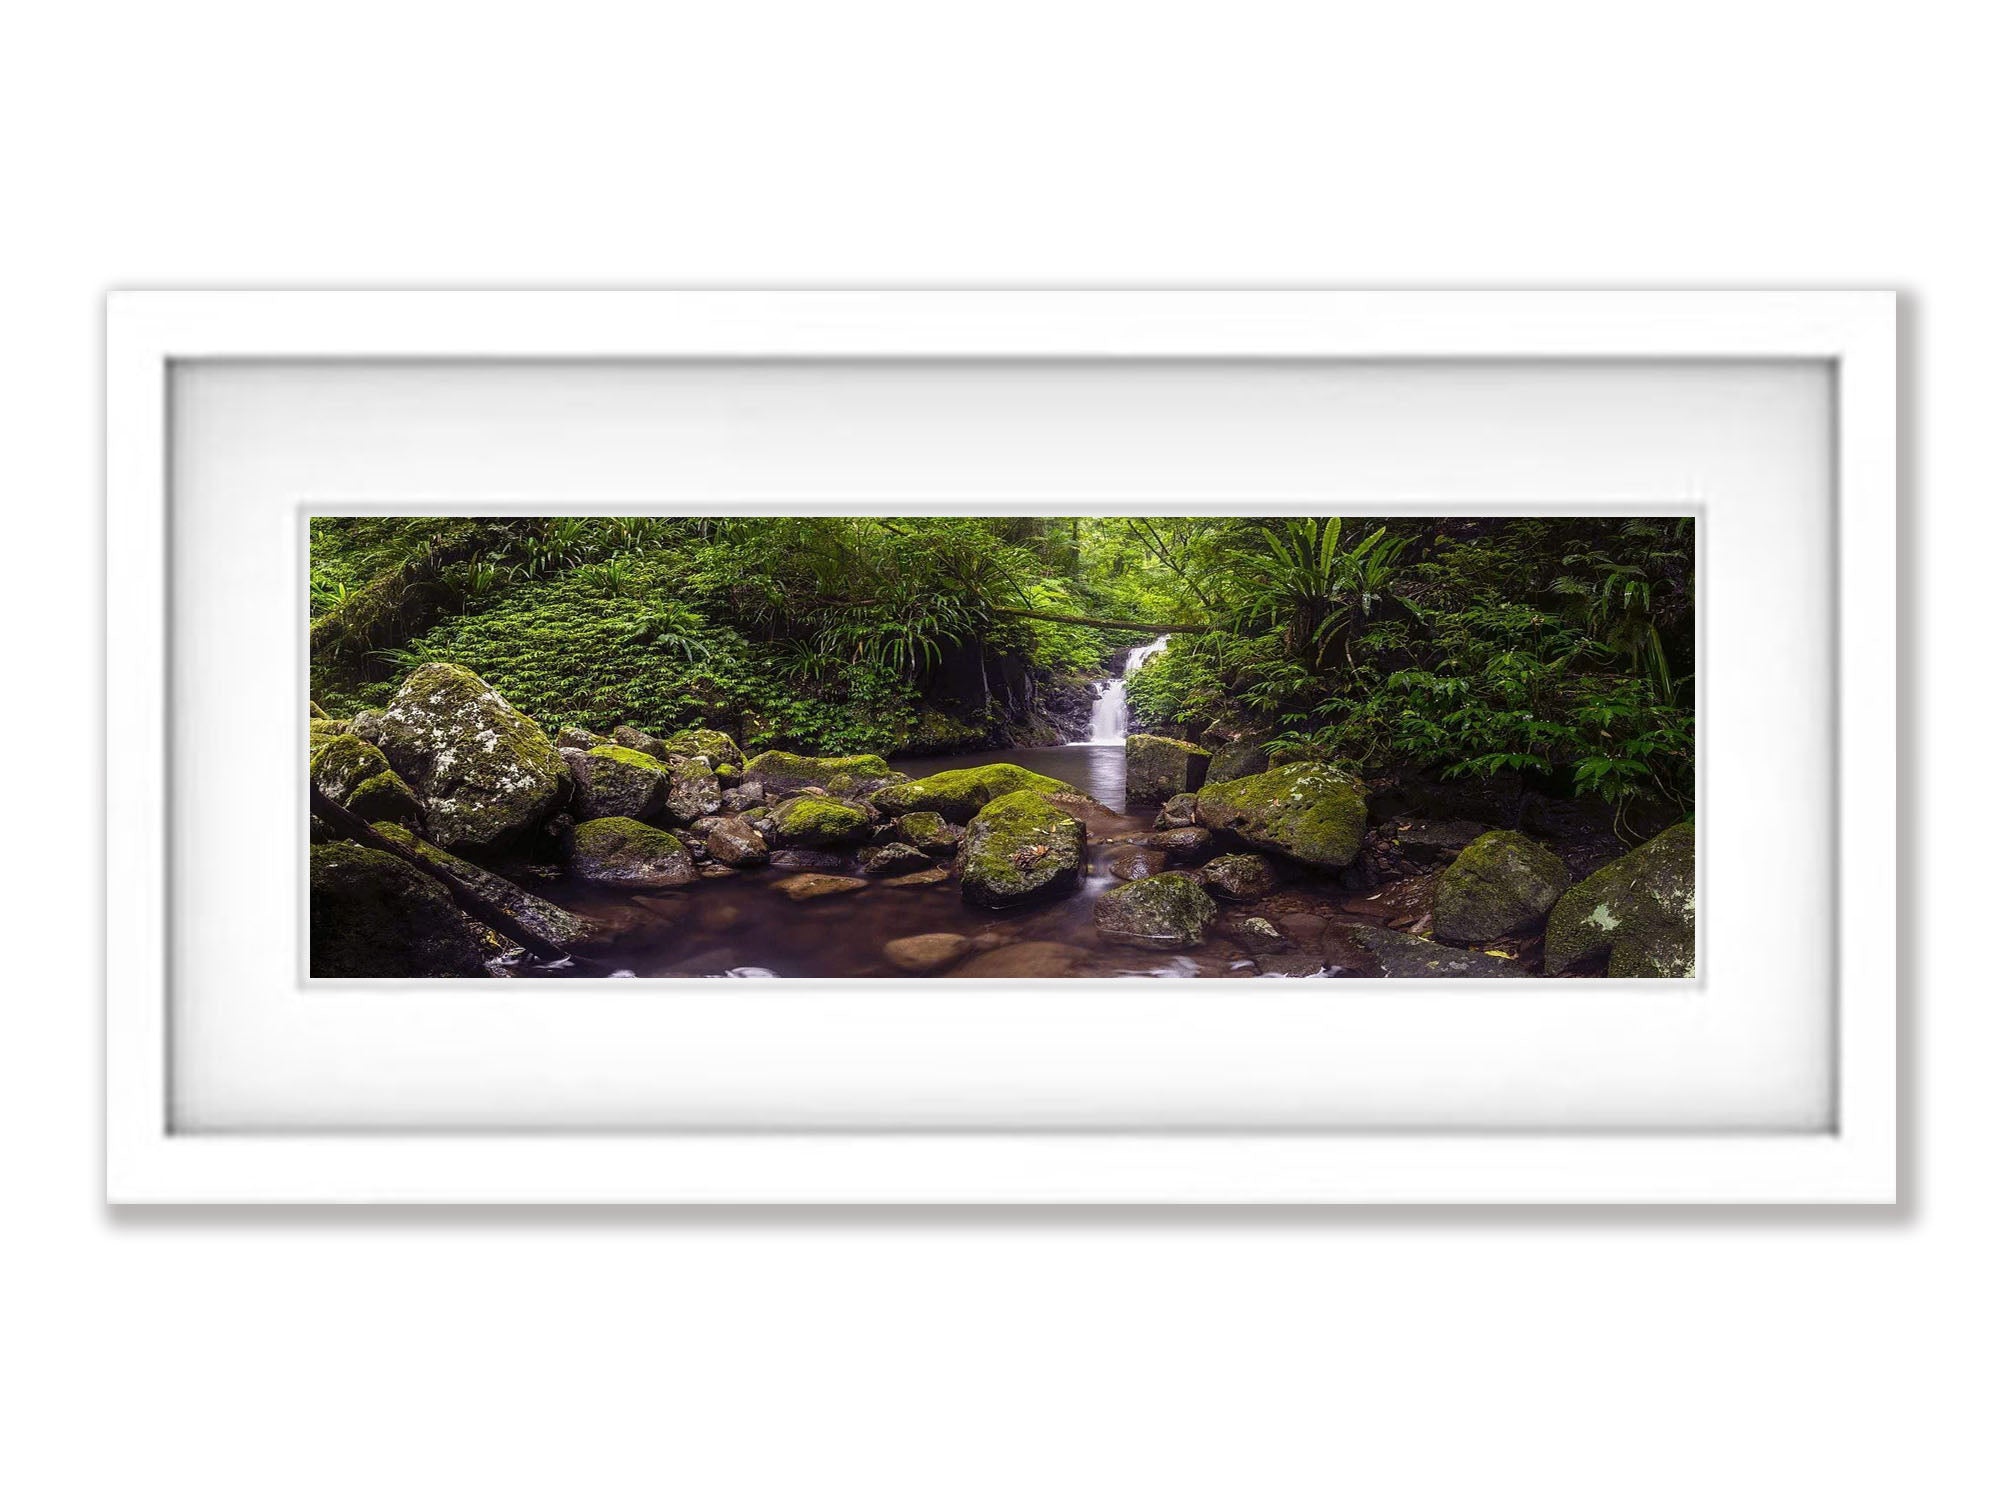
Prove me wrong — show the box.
[311,513,1694,830]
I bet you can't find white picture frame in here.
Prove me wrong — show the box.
[106,290,1896,1204]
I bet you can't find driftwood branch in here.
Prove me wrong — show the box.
[310,786,573,964]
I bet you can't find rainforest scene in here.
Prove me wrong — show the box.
[307,514,1695,980]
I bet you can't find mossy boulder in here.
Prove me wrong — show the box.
[960,790,1087,909]
[743,750,901,799]
[770,796,872,847]
[1544,822,1696,977]
[661,727,745,767]
[1432,830,1572,944]
[310,732,423,826]
[1125,734,1210,802]
[556,725,610,751]
[565,743,670,822]
[1154,793,1200,830]
[309,842,486,977]
[567,816,698,889]
[1337,924,1527,978]
[370,822,595,950]
[371,663,570,851]
[894,810,963,856]
[1200,852,1279,903]
[1141,826,1213,864]
[1093,872,1218,951]
[873,763,1079,822]
[704,816,769,867]
[1195,762,1369,872]
[663,767,724,824]
[610,724,669,760]
[858,841,932,877]
[1205,736,1270,784]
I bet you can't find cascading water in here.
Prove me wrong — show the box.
[1080,635,1171,744]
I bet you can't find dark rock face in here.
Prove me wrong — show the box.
[370,664,570,851]
[859,842,933,878]
[1125,734,1211,802]
[556,725,611,751]
[1390,818,1491,864]
[369,822,595,951]
[1544,822,1696,977]
[610,724,670,760]
[704,816,770,868]
[769,848,850,872]
[663,768,724,824]
[1200,852,1279,903]
[1093,872,1219,951]
[1431,830,1571,944]
[309,842,486,977]
[1336,924,1527,978]
[721,781,766,815]
[961,790,1088,909]
[567,816,699,889]
[564,743,670,822]
[1195,762,1369,872]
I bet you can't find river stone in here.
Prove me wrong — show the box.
[1141,826,1213,864]
[566,743,670,821]
[309,842,487,978]
[1154,793,1200,830]
[1393,818,1490,862]
[609,724,669,760]
[1205,736,1270,784]
[883,932,974,974]
[568,816,698,889]
[310,731,424,826]
[1224,914,1292,953]
[743,750,901,799]
[872,763,1080,823]
[770,795,872,847]
[1544,822,1696,977]
[1201,852,1279,902]
[663,768,724,824]
[950,941,1092,978]
[960,789,1087,909]
[371,663,570,851]
[721,781,766,814]
[880,866,952,888]
[859,841,932,877]
[894,810,963,856]
[1195,761,1369,872]
[1337,924,1528,978]
[1108,845,1168,881]
[369,822,595,950]
[1126,734,1210,802]
[660,727,744,767]
[704,815,769,867]
[769,848,849,872]
[1093,872,1218,951]
[556,725,610,751]
[775,872,869,901]
[1432,830,1572,944]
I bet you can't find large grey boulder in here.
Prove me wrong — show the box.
[309,731,423,826]
[1431,830,1572,944]
[564,743,670,822]
[370,663,570,851]
[567,816,698,889]
[1093,872,1218,951]
[309,842,486,977]
[960,790,1087,909]
[1544,822,1696,977]
[1195,762,1369,872]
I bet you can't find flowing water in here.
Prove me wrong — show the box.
[1082,635,1170,745]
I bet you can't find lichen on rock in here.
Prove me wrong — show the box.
[1431,830,1571,944]
[566,742,670,822]
[1093,872,1218,951]
[960,789,1087,908]
[1194,761,1369,871]
[1544,822,1695,977]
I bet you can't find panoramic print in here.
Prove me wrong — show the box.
[307,515,1695,979]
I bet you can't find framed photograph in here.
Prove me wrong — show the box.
[106,290,1896,1203]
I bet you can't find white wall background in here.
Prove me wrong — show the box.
[0,3,1982,1496]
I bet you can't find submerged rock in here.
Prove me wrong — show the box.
[309,842,486,978]
[1125,734,1211,802]
[704,815,770,867]
[565,743,670,821]
[1195,762,1369,872]
[310,731,423,826]
[1093,872,1219,951]
[774,872,869,901]
[1431,830,1571,944]
[743,750,901,799]
[371,663,570,851]
[1108,845,1169,881]
[880,866,952,888]
[1544,822,1696,977]
[873,763,1079,823]
[770,795,872,847]
[370,822,595,950]
[883,932,974,974]
[950,941,1092,978]
[567,816,698,889]
[859,841,933,877]
[960,789,1087,909]
[1337,924,1527,978]
[1200,852,1279,902]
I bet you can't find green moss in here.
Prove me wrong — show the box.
[771,796,872,846]
[1545,822,1695,977]
[744,750,896,790]
[347,769,424,825]
[1093,872,1218,950]
[873,763,1080,822]
[1125,733,1210,801]
[309,842,487,977]
[1431,830,1571,944]
[568,816,698,888]
[370,822,594,949]
[1193,762,1368,871]
[661,727,744,765]
[960,789,1086,908]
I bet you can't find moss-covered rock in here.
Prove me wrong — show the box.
[566,742,670,821]
[370,822,595,950]
[1336,924,1527,978]
[770,796,872,847]
[960,790,1087,909]
[610,724,669,760]
[1125,733,1210,802]
[1432,830,1572,944]
[1544,822,1696,977]
[310,731,423,826]
[567,816,698,889]
[858,841,932,877]
[309,842,487,977]
[743,750,901,799]
[371,663,570,851]
[663,767,724,824]
[1205,736,1270,784]
[1141,826,1214,864]
[704,815,769,867]
[1195,762,1369,871]
[894,810,963,856]
[660,727,745,766]
[873,763,1080,822]
[1093,872,1218,951]
[1154,793,1200,830]
[556,725,610,751]
[1200,852,1279,903]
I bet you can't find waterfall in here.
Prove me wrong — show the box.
[1080,635,1171,744]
